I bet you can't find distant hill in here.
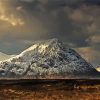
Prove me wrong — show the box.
[0,52,15,61]
[96,68,100,72]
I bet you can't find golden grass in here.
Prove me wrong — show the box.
[0,80,100,100]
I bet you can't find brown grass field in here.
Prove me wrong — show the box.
[0,79,100,100]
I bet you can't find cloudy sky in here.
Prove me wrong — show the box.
[0,0,100,67]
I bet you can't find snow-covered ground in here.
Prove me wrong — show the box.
[0,38,99,79]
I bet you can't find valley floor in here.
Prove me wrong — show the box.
[0,79,100,100]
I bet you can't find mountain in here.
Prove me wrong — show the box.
[0,52,15,61]
[0,38,99,79]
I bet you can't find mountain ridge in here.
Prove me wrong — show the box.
[0,38,99,79]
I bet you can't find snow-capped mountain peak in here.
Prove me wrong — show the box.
[14,38,64,62]
[21,38,63,54]
[0,38,99,79]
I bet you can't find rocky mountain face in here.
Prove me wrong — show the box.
[0,39,99,79]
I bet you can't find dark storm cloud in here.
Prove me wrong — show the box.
[0,0,100,47]
[83,0,100,5]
